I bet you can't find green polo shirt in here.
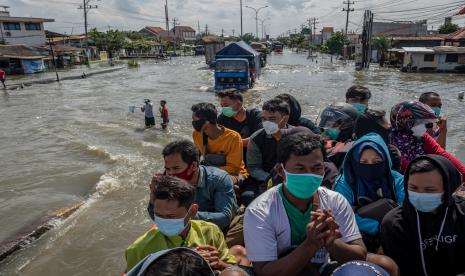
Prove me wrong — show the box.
[279,186,313,246]
[125,220,236,271]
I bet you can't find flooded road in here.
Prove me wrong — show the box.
[1,51,464,275]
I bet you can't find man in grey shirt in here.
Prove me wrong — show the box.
[141,99,155,127]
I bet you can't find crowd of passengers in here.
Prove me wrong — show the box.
[124,87,465,276]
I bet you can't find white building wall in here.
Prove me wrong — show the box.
[437,54,460,71]
[1,22,47,46]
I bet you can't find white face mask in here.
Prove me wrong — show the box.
[263,120,280,135]
[411,124,427,138]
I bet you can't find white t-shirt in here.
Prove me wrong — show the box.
[244,185,362,266]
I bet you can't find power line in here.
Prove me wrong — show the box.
[78,0,98,65]
[343,1,355,35]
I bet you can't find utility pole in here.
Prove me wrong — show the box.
[221,28,224,37]
[78,0,97,66]
[165,0,169,31]
[48,38,60,82]
[205,24,209,36]
[343,1,354,35]
[172,17,177,56]
[259,18,270,40]
[240,0,243,38]
[245,5,268,39]
[232,29,235,37]
[361,10,373,69]
[197,20,201,36]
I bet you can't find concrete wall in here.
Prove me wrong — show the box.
[436,53,465,71]
[1,22,46,46]
[403,53,437,69]
[373,21,427,36]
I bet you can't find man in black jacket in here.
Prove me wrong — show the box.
[381,154,465,276]
[275,94,320,134]
[217,89,263,162]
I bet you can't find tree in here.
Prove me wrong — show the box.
[438,22,460,34]
[89,28,125,52]
[289,33,305,48]
[373,35,392,66]
[324,32,349,55]
[242,33,258,44]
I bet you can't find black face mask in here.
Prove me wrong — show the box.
[192,119,206,132]
[354,161,386,182]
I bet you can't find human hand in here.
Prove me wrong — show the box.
[438,116,447,132]
[305,210,333,250]
[194,245,222,269]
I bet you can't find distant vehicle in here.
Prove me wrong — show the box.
[205,41,226,67]
[194,45,205,56]
[214,41,261,91]
[250,42,268,67]
[273,42,284,53]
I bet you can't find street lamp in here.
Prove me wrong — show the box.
[259,17,271,39]
[245,5,268,39]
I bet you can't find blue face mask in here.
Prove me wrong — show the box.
[154,208,190,237]
[432,107,441,117]
[352,103,367,114]
[325,128,340,140]
[283,167,323,199]
[408,191,443,212]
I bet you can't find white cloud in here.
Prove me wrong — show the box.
[2,0,465,37]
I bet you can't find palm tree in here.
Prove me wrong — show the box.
[372,36,392,67]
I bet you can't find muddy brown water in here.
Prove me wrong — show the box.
[1,51,464,275]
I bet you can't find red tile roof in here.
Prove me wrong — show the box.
[172,26,196,33]
[145,26,165,35]
[444,28,465,40]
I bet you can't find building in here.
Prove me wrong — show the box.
[171,26,196,41]
[0,7,54,46]
[372,21,427,36]
[444,28,465,47]
[321,27,334,44]
[391,36,445,48]
[140,26,166,40]
[0,45,46,74]
[401,46,465,72]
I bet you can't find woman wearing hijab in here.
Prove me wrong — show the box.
[381,155,465,276]
[390,101,465,182]
[335,133,405,252]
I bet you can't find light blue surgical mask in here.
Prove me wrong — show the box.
[222,106,237,118]
[154,208,191,237]
[432,107,441,117]
[283,167,323,199]
[408,191,443,212]
[352,103,367,114]
[325,128,340,140]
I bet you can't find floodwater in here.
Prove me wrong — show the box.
[1,51,464,275]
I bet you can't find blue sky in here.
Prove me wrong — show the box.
[4,0,465,36]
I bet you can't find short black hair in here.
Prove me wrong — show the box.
[419,92,440,103]
[408,159,439,176]
[144,249,213,276]
[163,140,199,165]
[364,109,386,124]
[346,85,372,101]
[152,175,195,209]
[277,133,324,164]
[160,100,167,104]
[275,94,291,104]
[217,89,243,103]
[263,98,290,115]
[191,103,218,124]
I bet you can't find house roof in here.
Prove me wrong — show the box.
[402,47,434,53]
[48,35,86,43]
[0,16,54,23]
[444,28,465,40]
[0,45,46,59]
[433,46,465,54]
[172,26,196,33]
[392,36,445,41]
[144,26,165,35]
[201,35,224,43]
[322,27,334,33]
